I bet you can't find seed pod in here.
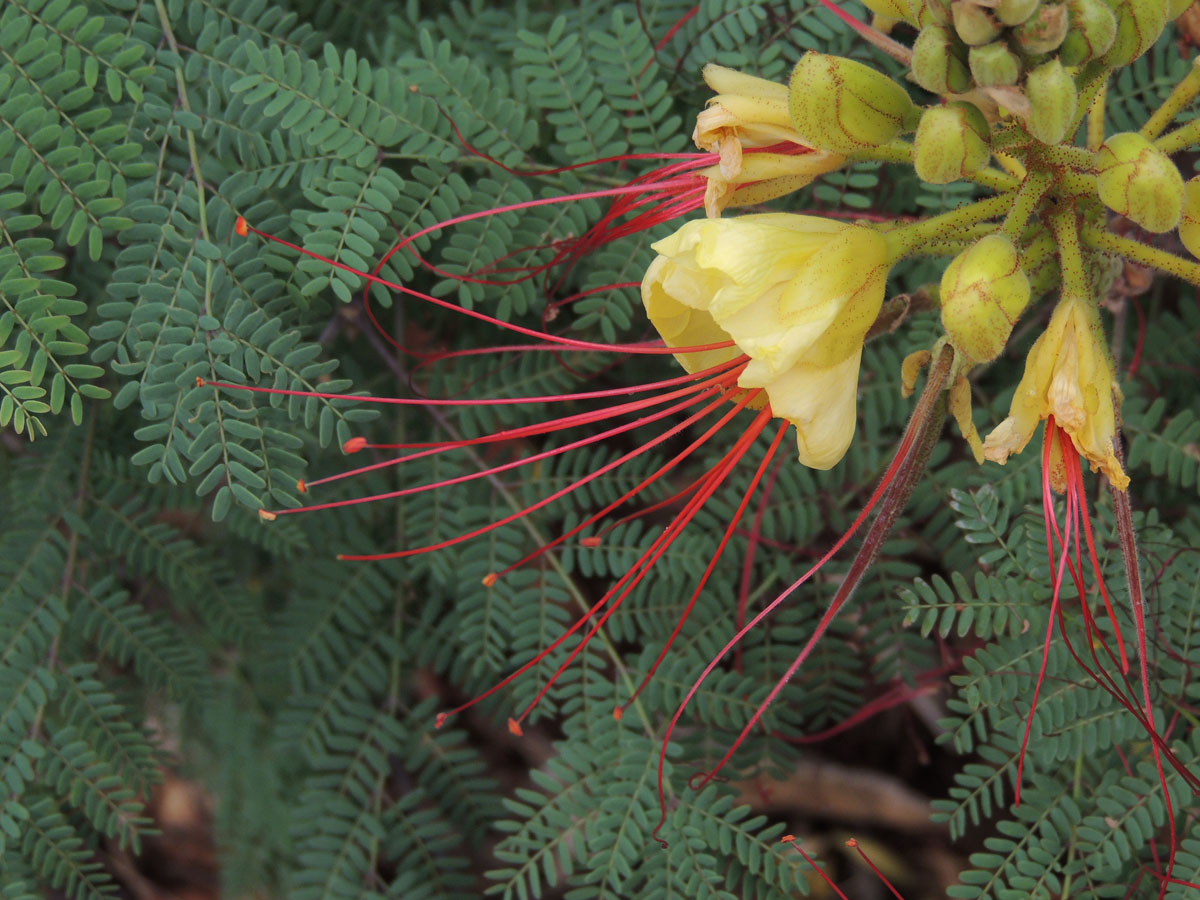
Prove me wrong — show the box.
[1181,176,1200,259]
[911,25,973,94]
[940,234,1031,365]
[1099,0,1168,65]
[969,41,1023,86]
[788,52,918,154]
[953,1,1003,43]
[1059,0,1118,64]
[996,0,1042,25]
[1096,132,1185,233]
[1024,59,1077,144]
[1013,2,1070,52]
[913,102,992,183]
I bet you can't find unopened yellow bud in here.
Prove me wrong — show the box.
[969,41,1022,86]
[1013,2,1070,52]
[913,102,992,184]
[857,0,918,23]
[1024,59,1077,144]
[1099,0,1168,65]
[910,0,952,25]
[940,234,1030,365]
[1096,132,1185,233]
[1181,176,1200,259]
[788,53,917,154]
[1059,0,1118,64]
[911,25,973,94]
[954,0,1003,43]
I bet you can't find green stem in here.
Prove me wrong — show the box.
[1038,144,1096,171]
[1058,170,1098,198]
[1141,57,1200,141]
[1082,227,1200,287]
[1001,170,1053,240]
[884,194,1012,262]
[1086,81,1107,150]
[1154,116,1200,156]
[1050,208,1089,300]
[1069,61,1112,137]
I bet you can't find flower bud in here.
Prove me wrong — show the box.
[1099,0,1168,65]
[910,0,952,25]
[953,0,1003,43]
[1170,0,1193,19]
[913,102,992,183]
[1059,0,1118,64]
[911,25,972,94]
[1096,132,1185,233]
[1013,2,1070,52]
[1024,59,1077,144]
[996,0,1041,24]
[940,234,1031,365]
[788,52,917,154]
[969,41,1022,86]
[1180,176,1200,259]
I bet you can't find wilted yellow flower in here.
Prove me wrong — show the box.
[983,293,1128,490]
[693,65,845,217]
[641,214,889,468]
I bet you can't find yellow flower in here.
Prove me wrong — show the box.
[693,65,845,217]
[983,293,1128,490]
[641,214,889,469]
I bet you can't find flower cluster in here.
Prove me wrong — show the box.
[213,5,1200,881]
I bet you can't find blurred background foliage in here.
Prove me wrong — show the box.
[1,0,1198,898]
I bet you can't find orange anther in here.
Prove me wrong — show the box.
[507,718,523,736]
[258,509,277,522]
[780,834,795,843]
[581,536,602,548]
[612,707,623,721]
[435,713,448,729]
[343,436,367,454]
[844,839,858,848]
[296,479,307,494]
[196,376,205,387]
[482,572,498,587]
[234,216,249,237]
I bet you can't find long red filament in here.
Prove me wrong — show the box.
[780,836,851,900]
[846,839,907,900]
[432,391,762,726]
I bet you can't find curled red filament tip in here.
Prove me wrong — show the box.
[258,509,277,522]
[481,573,498,588]
[612,707,623,722]
[507,718,523,736]
[234,216,249,237]
[434,712,448,729]
[580,536,602,548]
[343,437,368,454]
[296,479,307,494]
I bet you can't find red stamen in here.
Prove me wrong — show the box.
[780,835,850,900]
[433,391,763,727]
[846,839,907,900]
[614,420,788,720]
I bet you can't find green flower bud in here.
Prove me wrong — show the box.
[1170,0,1193,19]
[1059,0,1118,64]
[914,102,992,183]
[788,53,918,154]
[940,234,1031,365]
[1099,0,1168,65]
[1013,2,1070,52]
[969,41,1023,86]
[910,0,952,26]
[1096,132,1185,233]
[911,25,973,94]
[1181,176,1200,259]
[953,1,1003,43]
[996,0,1041,25]
[1024,59,1077,144]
